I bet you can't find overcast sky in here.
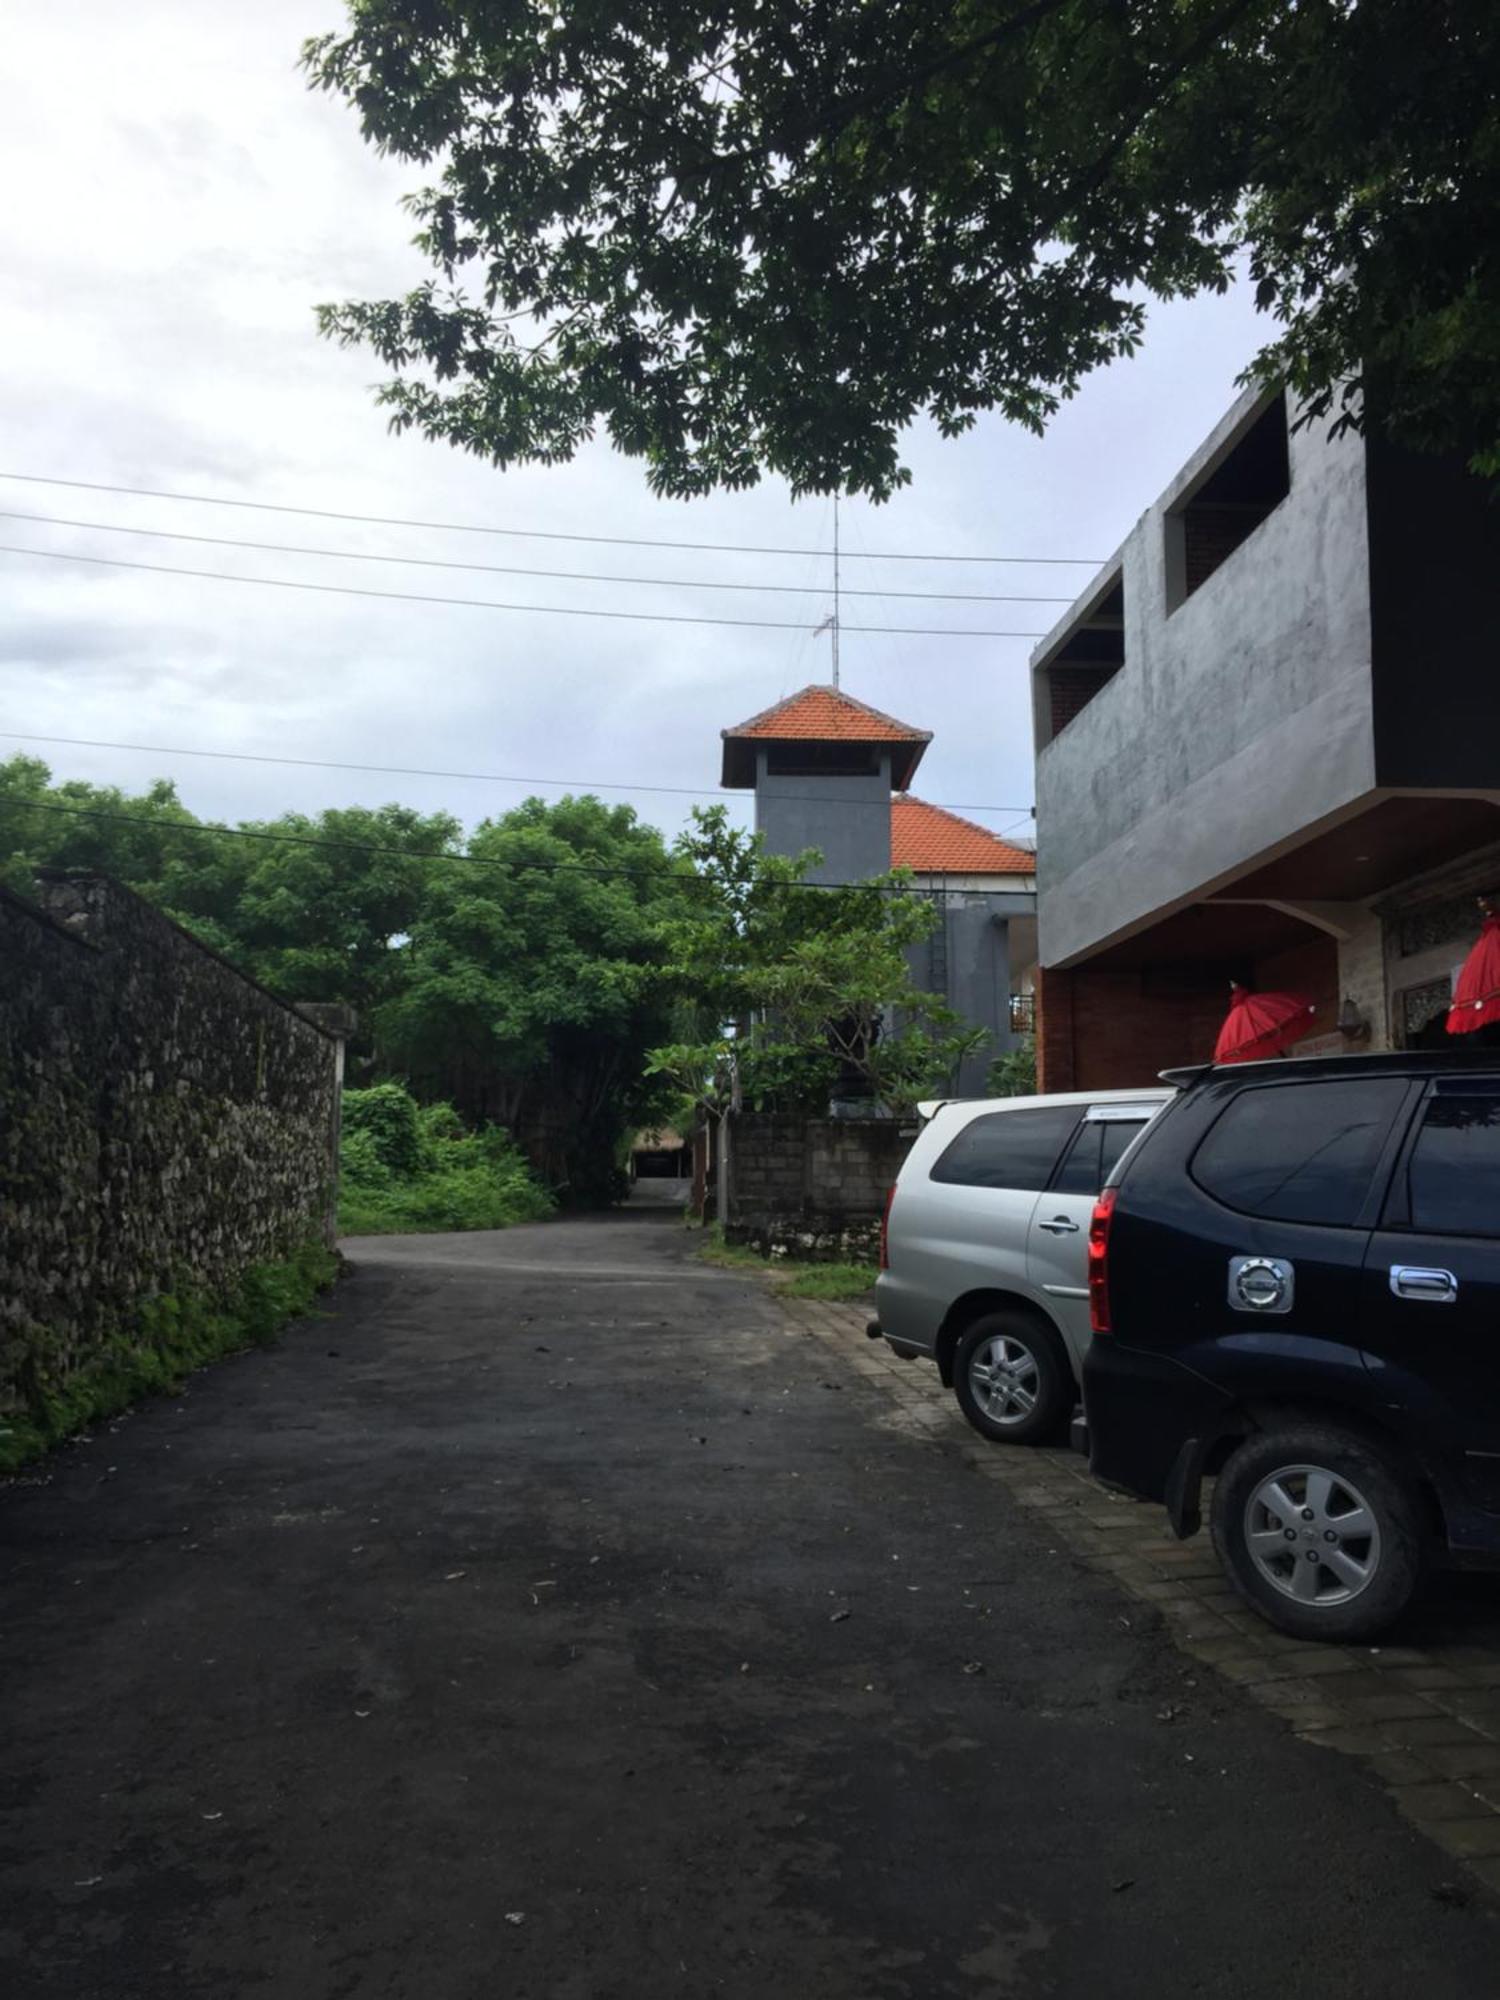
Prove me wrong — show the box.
[2,1,1270,854]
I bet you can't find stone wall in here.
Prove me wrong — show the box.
[1,871,341,1426]
[725,1114,915,1261]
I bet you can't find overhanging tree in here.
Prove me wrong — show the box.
[304,1,1500,497]
[648,808,985,1127]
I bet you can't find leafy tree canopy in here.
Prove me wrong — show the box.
[304,1,1500,498]
[376,793,686,1196]
[649,807,985,1116]
[0,758,678,1201]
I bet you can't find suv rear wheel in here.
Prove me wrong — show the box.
[953,1311,1071,1446]
[1211,1424,1425,1641]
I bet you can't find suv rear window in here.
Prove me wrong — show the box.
[1191,1077,1408,1226]
[1407,1093,1500,1238]
[930,1104,1080,1191]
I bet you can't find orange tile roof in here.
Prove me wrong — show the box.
[724,680,936,788]
[890,796,1036,876]
[724,684,930,745]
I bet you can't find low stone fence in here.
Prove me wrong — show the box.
[725,1113,916,1261]
[1,870,343,1435]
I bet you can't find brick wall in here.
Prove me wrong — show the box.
[726,1113,914,1261]
[1039,936,1340,1090]
[1039,966,1230,1091]
[1048,666,1119,738]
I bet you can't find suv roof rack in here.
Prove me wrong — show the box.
[1159,1065,1212,1088]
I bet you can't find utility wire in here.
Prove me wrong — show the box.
[0,471,1106,568]
[0,544,1046,638]
[0,509,1075,606]
[0,731,1034,820]
[10,798,1034,898]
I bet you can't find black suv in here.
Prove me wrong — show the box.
[1081,1052,1500,1640]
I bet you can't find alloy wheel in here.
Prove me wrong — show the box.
[968,1333,1039,1428]
[1243,1463,1383,1608]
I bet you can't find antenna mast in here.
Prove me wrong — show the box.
[831,494,841,690]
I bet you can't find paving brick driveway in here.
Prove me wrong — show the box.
[791,1296,1500,1890]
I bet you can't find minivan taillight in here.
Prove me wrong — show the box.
[879,1184,897,1270]
[1088,1187,1118,1335]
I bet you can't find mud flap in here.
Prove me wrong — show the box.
[1164,1437,1207,1541]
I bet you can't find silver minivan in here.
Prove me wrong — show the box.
[872,1090,1174,1443]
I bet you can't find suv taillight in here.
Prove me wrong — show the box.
[879,1184,897,1270]
[1088,1187,1118,1335]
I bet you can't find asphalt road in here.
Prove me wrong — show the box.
[3,1205,1497,1998]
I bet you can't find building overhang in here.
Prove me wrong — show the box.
[1044,790,1500,971]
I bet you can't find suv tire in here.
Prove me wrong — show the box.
[953,1311,1071,1446]
[1211,1424,1425,1642]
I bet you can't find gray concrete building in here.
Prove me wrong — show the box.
[721,685,1036,1094]
[1029,387,1500,1089]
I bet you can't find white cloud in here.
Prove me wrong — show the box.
[1,0,1270,850]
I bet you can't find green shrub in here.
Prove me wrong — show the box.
[336,1085,553,1235]
[342,1082,426,1176]
[987,1035,1036,1099]
[0,1240,339,1474]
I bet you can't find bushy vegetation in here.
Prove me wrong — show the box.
[337,1083,554,1236]
[0,1241,338,1474]
[988,1035,1037,1099]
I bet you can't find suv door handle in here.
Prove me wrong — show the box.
[1038,1215,1082,1235]
[1390,1265,1458,1303]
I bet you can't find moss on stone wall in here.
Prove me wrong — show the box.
[2,872,344,1458]
[0,1241,339,1472]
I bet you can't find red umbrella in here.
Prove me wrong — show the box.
[1446,915,1500,1035]
[1215,984,1317,1064]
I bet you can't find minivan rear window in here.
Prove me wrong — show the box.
[1407,1094,1500,1238]
[930,1104,1081,1192]
[1191,1077,1408,1226]
[1051,1118,1150,1197]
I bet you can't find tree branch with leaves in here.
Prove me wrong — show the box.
[305,1,1500,496]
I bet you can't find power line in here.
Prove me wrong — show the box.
[0,471,1106,568]
[0,544,1047,638]
[8,798,1034,898]
[0,731,1034,820]
[0,508,1076,606]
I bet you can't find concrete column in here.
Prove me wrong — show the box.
[294,1002,359,1245]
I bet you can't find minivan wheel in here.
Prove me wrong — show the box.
[1211,1425,1424,1642]
[953,1311,1071,1446]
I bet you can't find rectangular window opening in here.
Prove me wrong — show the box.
[1166,393,1290,610]
[1043,576,1124,742]
[764,742,882,778]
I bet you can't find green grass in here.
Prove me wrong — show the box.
[0,1240,339,1474]
[698,1227,878,1301]
[696,1229,775,1272]
[781,1262,880,1302]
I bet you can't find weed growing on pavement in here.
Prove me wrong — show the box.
[698,1227,877,1301]
[780,1263,879,1302]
